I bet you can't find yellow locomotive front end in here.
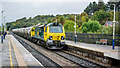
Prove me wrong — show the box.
[44,23,66,49]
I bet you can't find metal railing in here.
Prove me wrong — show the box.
[66,33,120,46]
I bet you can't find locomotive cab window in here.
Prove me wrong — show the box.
[39,28,44,36]
[49,26,63,33]
[32,29,34,31]
[45,27,47,32]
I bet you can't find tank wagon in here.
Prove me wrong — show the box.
[12,23,67,49]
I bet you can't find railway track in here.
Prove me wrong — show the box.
[14,34,61,68]
[55,51,104,68]
[13,33,106,68]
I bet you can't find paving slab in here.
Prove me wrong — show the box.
[1,34,43,68]
[2,35,18,67]
[10,35,43,67]
[0,41,2,68]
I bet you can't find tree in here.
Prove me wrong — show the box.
[84,1,108,15]
[108,10,114,21]
[107,0,120,12]
[98,0,104,10]
[84,2,93,15]
[60,16,65,25]
[93,1,98,12]
[47,18,52,24]
[82,27,88,33]
[118,22,120,35]
[117,11,120,35]
[81,20,100,33]
[68,15,75,21]
[80,12,88,17]
[91,10,110,25]
[81,16,86,23]
[77,12,89,27]
[64,20,78,31]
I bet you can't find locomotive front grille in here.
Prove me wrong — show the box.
[53,36,60,40]
[53,41,60,44]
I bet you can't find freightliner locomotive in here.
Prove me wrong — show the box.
[12,22,67,49]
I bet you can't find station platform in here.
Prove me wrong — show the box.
[65,40,120,60]
[0,34,43,68]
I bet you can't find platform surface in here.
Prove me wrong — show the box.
[0,35,43,68]
[65,40,120,60]
[0,37,2,68]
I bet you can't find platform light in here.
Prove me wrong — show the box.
[1,11,4,35]
[3,17,6,32]
[74,14,77,43]
[112,4,116,50]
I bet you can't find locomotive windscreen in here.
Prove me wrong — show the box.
[49,26,63,33]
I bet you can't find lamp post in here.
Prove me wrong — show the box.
[112,4,116,50]
[4,17,6,32]
[1,11,4,43]
[74,14,77,43]
[56,19,57,23]
[1,11,4,35]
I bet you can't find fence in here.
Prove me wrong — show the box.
[65,33,120,46]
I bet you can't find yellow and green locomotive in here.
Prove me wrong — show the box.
[12,22,67,49]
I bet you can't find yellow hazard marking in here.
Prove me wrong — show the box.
[111,51,119,53]
[9,42,13,68]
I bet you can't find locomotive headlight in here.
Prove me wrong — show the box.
[61,36,64,40]
[49,36,52,40]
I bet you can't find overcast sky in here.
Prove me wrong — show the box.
[1,0,109,2]
[0,0,110,23]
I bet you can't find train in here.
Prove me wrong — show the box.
[12,22,68,49]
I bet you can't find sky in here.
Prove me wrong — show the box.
[1,0,110,2]
[0,0,110,24]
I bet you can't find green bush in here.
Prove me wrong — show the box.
[64,20,78,31]
[91,10,110,25]
[101,26,113,34]
[76,30,82,33]
[87,31,94,34]
[81,20,100,33]
[82,27,88,33]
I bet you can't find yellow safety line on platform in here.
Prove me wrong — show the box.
[9,42,13,68]
[111,51,119,53]
[10,36,28,68]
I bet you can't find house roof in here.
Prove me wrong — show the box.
[104,21,119,26]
